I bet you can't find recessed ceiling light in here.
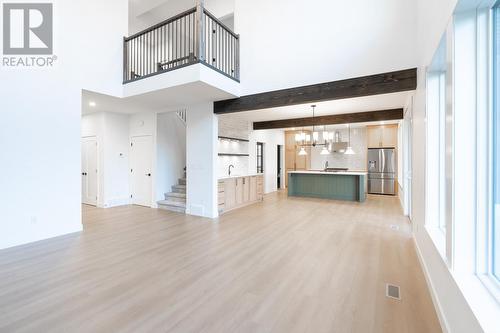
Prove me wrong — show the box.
[89,101,96,107]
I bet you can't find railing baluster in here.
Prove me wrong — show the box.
[123,7,239,83]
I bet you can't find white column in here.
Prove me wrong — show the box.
[186,102,218,218]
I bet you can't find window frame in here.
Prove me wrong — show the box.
[256,142,264,174]
[425,33,450,261]
[476,1,500,296]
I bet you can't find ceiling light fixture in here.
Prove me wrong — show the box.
[344,124,355,155]
[89,101,96,107]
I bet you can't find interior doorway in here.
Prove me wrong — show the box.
[81,136,98,206]
[130,135,153,207]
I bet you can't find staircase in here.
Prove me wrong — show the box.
[158,169,187,213]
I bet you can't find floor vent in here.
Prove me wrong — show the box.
[390,224,400,231]
[386,284,401,300]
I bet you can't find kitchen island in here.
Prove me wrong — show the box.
[288,170,367,202]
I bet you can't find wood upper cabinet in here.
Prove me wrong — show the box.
[367,125,398,148]
[284,130,311,187]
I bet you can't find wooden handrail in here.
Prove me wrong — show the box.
[125,7,197,42]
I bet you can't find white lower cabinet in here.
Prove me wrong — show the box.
[218,175,264,214]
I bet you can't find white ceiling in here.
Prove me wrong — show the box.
[83,88,410,130]
[82,81,236,115]
[219,91,411,123]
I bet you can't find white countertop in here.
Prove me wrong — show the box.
[288,170,368,176]
[218,173,263,180]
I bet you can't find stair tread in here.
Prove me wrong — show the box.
[158,200,186,208]
[165,192,186,198]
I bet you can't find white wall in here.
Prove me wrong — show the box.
[81,110,185,208]
[186,103,218,218]
[310,127,367,172]
[0,0,127,250]
[82,112,130,208]
[234,0,417,95]
[413,0,483,332]
[156,112,186,200]
[249,129,285,194]
[102,112,130,207]
[129,0,234,35]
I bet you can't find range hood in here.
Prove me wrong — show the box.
[331,142,348,153]
[330,131,348,153]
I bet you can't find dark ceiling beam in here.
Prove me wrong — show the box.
[214,68,417,114]
[252,109,404,130]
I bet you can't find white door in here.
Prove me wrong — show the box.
[82,137,98,206]
[130,136,153,207]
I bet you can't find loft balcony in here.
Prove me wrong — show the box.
[123,5,240,88]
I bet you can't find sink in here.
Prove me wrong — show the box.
[323,168,348,173]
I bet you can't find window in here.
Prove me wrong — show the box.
[257,142,264,173]
[426,34,449,240]
[492,3,500,281]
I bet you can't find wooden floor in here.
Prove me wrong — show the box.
[0,192,441,333]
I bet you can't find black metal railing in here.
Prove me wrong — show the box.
[123,6,239,84]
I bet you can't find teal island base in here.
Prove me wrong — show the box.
[287,171,366,202]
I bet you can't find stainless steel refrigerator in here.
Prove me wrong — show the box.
[367,148,396,195]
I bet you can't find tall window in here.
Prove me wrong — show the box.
[257,142,264,173]
[426,35,448,238]
[493,3,500,281]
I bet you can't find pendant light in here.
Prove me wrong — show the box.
[298,147,307,156]
[311,105,319,145]
[320,146,330,155]
[344,124,355,155]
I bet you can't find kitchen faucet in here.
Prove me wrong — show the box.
[324,161,329,171]
[228,164,234,176]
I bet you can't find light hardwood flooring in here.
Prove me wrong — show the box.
[0,192,441,333]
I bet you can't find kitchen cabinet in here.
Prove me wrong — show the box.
[243,177,250,202]
[219,175,264,214]
[236,178,244,205]
[249,176,257,201]
[367,125,398,148]
[223,178,236,211]
[284,131,311,187]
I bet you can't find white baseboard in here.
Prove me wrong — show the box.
[103,197,131,208]
[412,236,449,333]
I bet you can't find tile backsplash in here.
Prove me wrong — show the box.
[218,116,251,177]
[310,127,367,171]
